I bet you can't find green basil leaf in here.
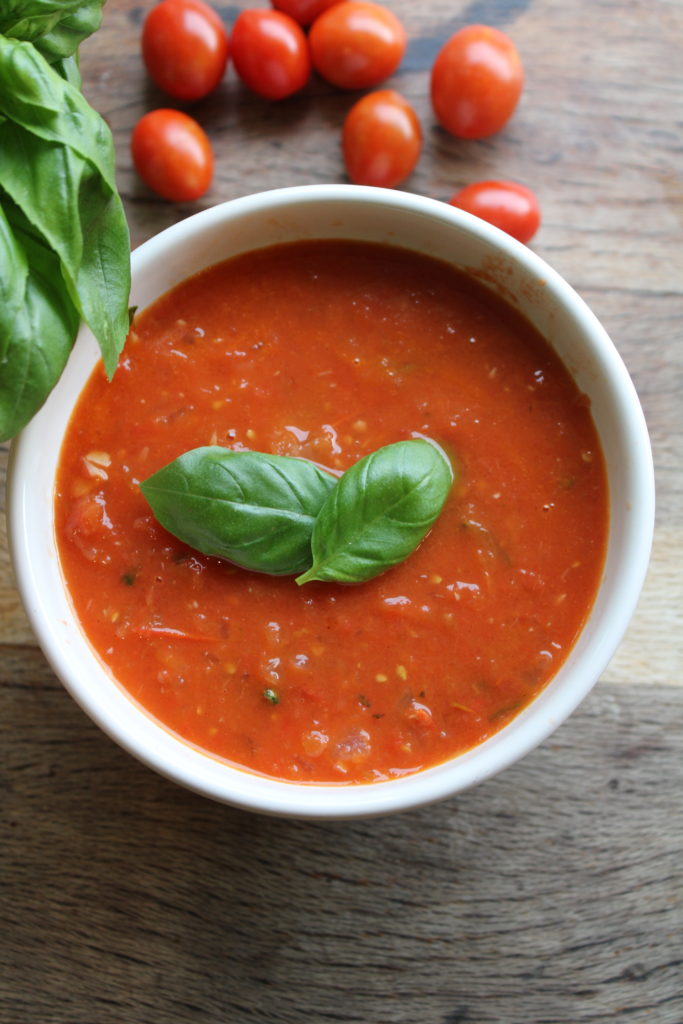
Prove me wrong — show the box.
[0,201,28,356]
[0,1,104,62]
[0,202,79,440]
[0,35,116,192]
[141,447,338,576]
[0,114,130,378]
[296,439,454,585]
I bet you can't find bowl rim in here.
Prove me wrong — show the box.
[6,184,655,818]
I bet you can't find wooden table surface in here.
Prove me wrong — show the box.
[2,1,682,1021]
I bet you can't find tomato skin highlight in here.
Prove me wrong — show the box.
[230,9,312,100]
[271,0,344,28]
[449,180,541,243]
[343,89,421,187]
[431,25,523,139]
[309,1,406,91]
[142,0,229,102]
[131,109,214,202]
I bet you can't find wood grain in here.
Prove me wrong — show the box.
[1,0,682,1020]
[2,646,682,1024]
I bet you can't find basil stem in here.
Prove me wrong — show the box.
[140,447,338,576]
[296,439,454,586]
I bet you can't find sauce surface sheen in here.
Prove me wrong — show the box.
[55,240,608,784]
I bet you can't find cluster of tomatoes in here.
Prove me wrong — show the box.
[131,0,541,244]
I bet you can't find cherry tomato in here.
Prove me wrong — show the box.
[131,109,213,202]
[271,0,343,28]
[309,1,406,91]
[142,0,229,102]
[431,25,523,139]
[449,180,540,243]
[343,89,421,188]
[230,9,311,100]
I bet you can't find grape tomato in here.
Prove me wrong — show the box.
[142,0,229,102]
[309,1,406,91]
[131,109,214,202]
[431,25,523,139]
[343,89,421,187]
[230,9,312,100]
[271,0,344,28]
[449,180,540,243]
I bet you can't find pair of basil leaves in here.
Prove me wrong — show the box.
[141,439,455,585]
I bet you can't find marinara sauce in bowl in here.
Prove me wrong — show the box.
[8,186,654,818]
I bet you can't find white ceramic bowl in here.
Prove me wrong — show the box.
[7,185,654,818]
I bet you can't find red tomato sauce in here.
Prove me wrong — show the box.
[55,241,608,784]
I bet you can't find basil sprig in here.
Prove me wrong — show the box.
[142,440,454,584]
[0,2,130,441]
[140,447,338,576]
[296,439,454,585]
